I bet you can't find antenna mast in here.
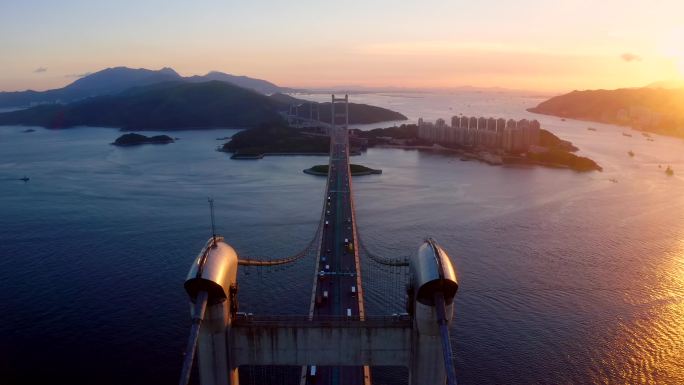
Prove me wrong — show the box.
[208,197,217,245]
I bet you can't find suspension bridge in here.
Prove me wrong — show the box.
[179,95,459,385]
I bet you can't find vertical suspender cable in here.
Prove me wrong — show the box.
[179,290,209,385]
[434,291,457,385]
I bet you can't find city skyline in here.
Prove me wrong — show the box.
[2,0,684,93]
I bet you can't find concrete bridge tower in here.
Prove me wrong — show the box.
[181,237,239,385]
[180,237,459,385]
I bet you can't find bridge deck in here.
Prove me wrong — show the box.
[303,126,368,384]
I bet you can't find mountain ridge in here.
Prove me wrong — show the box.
[0,80,407,130]
[528,87,684,137]
[0,66,292,107]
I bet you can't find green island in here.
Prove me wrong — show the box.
[512,148,600,171]
[112,133,174,146]
[221,123,330,158]
[221,120,600,172]
[304,164,382,176]
[350,124,600,172]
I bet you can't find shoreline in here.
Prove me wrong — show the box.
[375,143,504,165]
[527,109,683,140]
[374,144,599,171]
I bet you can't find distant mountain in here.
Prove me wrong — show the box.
[269,92,302,105]
[270,93,408,124]
[0,81,283,130]
[186,71,291,94]
[316,102,406,124]
[0,81,407,130]
[64,67,181,95]
[528,88,684,137]
[0,67,182,107]
[0,66,292,108]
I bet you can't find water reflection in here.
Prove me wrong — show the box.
[599,233,684,384]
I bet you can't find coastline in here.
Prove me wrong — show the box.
[374,143,600,171]
[527,105,684,141]
[375,143,504,165]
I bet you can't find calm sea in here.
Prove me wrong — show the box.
[1,91,683,384]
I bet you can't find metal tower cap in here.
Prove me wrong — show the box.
[184,237,238,304]
[411,238,459,306]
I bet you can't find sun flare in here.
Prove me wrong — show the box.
[660,28,684,78]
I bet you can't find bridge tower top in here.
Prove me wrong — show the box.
[331,94,349,130]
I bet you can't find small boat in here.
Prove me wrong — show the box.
[561,118,566,121]
[642,132,652,138]
[647,138,655,142]
[18,176,29,182]
[609,178,618,183]
[628,150,634,157]
[587,127,597,131]
[622,132,632,137]
[665,166,674,176]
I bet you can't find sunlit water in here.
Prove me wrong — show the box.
[1,91,683,384]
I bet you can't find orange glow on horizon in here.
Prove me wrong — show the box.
[2,1,684,93]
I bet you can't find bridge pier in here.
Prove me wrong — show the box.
[407,239,459,385]
[183,237,240,385]
[409,302,453,385]
[197,300,238,385]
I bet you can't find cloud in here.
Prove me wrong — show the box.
[33,67,48,73]
[65,72,92,78]
[621,53,642,62]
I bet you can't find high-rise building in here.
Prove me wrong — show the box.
[435,118,447,143]
[476,117,487,146]
[530,120,541,145]
[496,118,506,148]
[451,115,460,129]
[503,119,517,151]
[518,119,530,149]
[468,117,478,146]
[486,118,497,147]
[419,115,543,152]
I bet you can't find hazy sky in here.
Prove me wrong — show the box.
[1,0,683,92]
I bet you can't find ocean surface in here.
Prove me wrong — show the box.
[1,91,683,384]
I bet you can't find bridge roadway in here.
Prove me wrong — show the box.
[304,126,368,385]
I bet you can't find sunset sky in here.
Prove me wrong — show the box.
[1,0,683,92]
